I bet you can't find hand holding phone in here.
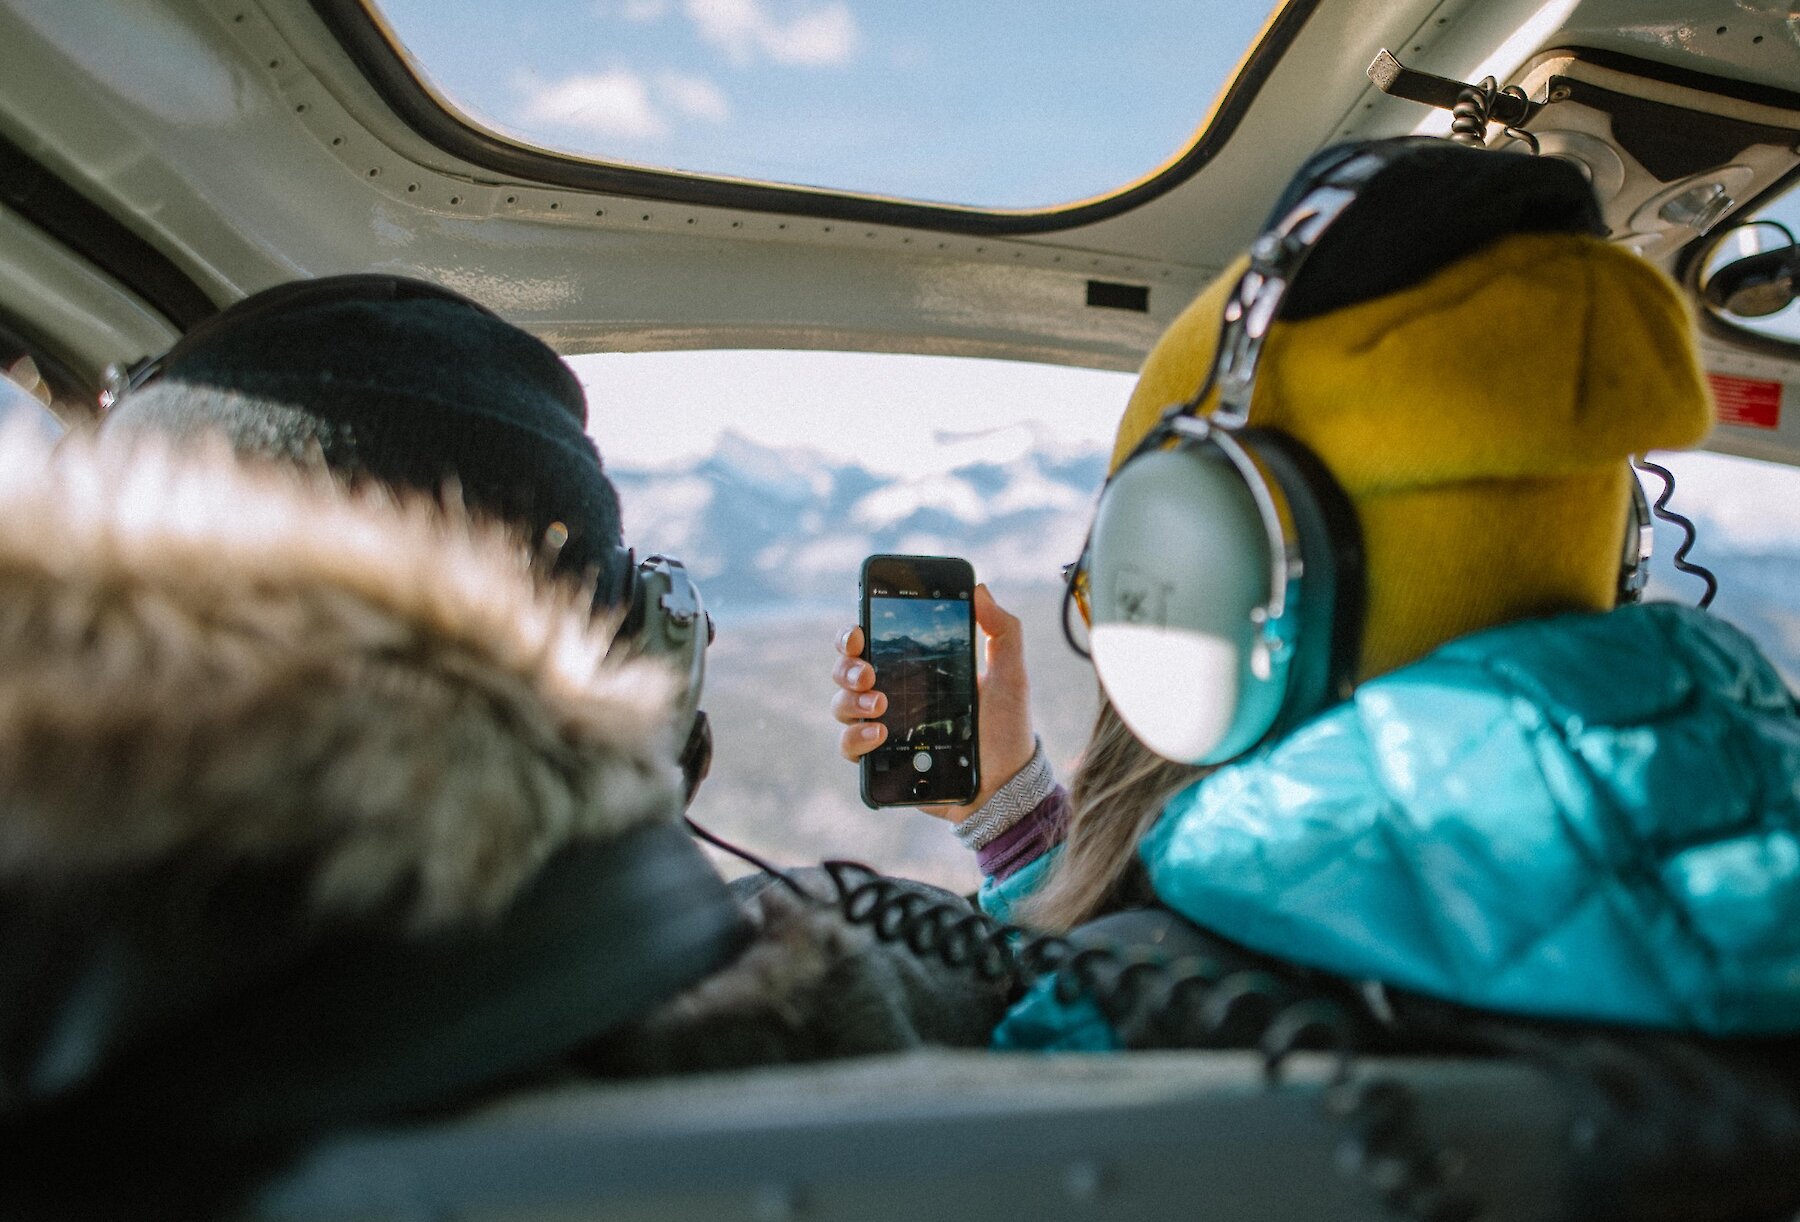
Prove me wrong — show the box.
[855,555,980,807]
[833,563,1037,818]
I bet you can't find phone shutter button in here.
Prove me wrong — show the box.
[912,751,933,773]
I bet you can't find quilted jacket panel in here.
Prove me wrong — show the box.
[1140,603,1800,1035]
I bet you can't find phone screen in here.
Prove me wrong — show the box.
[860,556,978,807]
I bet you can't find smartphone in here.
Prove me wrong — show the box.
[858,554,980,808]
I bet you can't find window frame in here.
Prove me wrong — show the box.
[309,0,1321,235]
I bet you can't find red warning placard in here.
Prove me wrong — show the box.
[1707,373,1783,431]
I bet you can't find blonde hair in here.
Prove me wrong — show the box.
[1015,695,1207,933]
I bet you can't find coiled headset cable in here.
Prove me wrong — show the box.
[1448,75,1538,154]
[685,817,1477,1220]
[1633,458,1719,608]
[687,817,1800,1220]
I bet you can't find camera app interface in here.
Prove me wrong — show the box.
[867,588,974,791]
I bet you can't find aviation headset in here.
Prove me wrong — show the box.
[1065,139,1653,767]
[106,273,716,798]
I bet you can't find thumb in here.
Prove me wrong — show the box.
[974,584,1026,685]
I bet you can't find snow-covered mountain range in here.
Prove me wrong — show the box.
[613,433,1800,889]
[611,433,1800,682]
[610,431,1107,619]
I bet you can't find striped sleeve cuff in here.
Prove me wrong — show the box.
[954,739,1055,851]
[977,786,1070,882]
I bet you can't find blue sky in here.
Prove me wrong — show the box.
[370,0,1800,497]
[371,0,1280,208]
[367,2,1265,476]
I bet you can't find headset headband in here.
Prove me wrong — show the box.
[1117,136,1651,624]
[1185,145,1396,430]
[1075,139,1648,764]
[1081,148,1394,681]
[1219,147,1652,610]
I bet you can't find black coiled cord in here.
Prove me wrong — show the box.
[696,829,1800,1219]
[1449,77,1536,152]
[1634,458,1719,608]
[827,861,1013,979]
[813,858,1476,1221]
[1449,77,1500,147]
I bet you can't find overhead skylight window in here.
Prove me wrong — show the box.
[360,0,1290,210]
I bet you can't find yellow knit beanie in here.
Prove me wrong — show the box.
[1112,232,1713,679]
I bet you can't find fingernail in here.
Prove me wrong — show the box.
[858,693,878,711]
[836,628,852,652]
[847,662,867,684]
[860,723,881,740]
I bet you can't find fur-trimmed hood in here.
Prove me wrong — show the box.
[0,425,681,926]
[0,425,731,1127]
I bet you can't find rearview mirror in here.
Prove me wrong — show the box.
[1701,221,1798,319]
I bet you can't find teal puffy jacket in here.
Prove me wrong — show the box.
[998,603,1800,1047]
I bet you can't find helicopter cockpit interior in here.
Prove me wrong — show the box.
[4,1,1800,1218]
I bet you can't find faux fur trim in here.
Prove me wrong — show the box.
[0,424,681,928]
[579,871,1011,1074]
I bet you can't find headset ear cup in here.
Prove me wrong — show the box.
[607,547,643,629]
[1084,425,1364,766]
[1086,444,1281,764]
[1235,428,1366,730]
[608,552,713,802]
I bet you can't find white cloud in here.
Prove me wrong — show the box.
[770,4,858,65]
[785,535,878,577]
[518,70,665,140]
[516,69,731,141]
[618,474,713,548]
[684,0,761,58]
[683,0,859,66]
[658,71,730,123]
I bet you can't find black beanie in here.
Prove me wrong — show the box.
[103,275,627,602]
